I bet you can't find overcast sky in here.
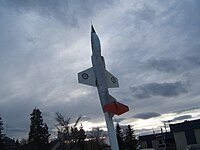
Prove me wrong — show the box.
[0,0,200,139]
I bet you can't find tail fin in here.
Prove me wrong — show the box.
[104,95,129,115]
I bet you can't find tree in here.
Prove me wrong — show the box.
[87,127,107,150]
[124,125,137,150]
[20,138,28,146]
[55,112,85,150]
[116,123,124,149]
[15,139,20,148]
[77,124,86,150]
[28,108,50,150]
[0,116,5,149]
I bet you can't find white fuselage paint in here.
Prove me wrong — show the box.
[91,30,119,150]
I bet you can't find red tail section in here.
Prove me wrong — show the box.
[104,101,129,115]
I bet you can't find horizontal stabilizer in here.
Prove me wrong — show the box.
[104,101,129,115]
[105,70,119,88]
[78,67,96,87]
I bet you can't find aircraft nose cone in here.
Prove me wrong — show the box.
[91,25,96,33]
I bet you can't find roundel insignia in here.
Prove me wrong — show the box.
[111,77,116,83]
[82,73,89,79]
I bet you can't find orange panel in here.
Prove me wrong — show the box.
[104,101,129,115]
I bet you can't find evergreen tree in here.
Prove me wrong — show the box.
[124,125,137,150]
[77,124,86,150]
[0,116,5,149]
[15,139,20,148]
[116,123,124,149]
[42,123,50,145]
[28,108,50,150]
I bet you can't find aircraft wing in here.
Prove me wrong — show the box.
[105,70,119,88]
[78,67,96,87]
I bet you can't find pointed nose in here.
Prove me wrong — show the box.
[91,25,96,33]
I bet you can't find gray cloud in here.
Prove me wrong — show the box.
[147,58,183,73]
[136,128,154,136]
[146,56,200,73]
[171,115,192,122]
[80,116,91,121]
[162,115,193,124]
[186,56,200,67]
[114,117,126,123]
[173,107,200,114]
[0,0,200,139]
[1,0,117,27]
[130,82,188,99]
[133,112,161,119]
[6,127,26,133]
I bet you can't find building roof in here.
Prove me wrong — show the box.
[170,119,200,132]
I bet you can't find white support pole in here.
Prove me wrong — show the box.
[104,112,119,150]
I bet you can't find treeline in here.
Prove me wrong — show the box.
[116,124,138,150]
[0,108,137,150]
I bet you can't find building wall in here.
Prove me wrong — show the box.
[194,129,200,144]
[151,139,159,149]
[141,141,148,149]
[173,132,187,150]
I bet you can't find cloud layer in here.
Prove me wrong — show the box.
[133,112,161,119]
[0,0,200,138]
[130,82,188,99]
